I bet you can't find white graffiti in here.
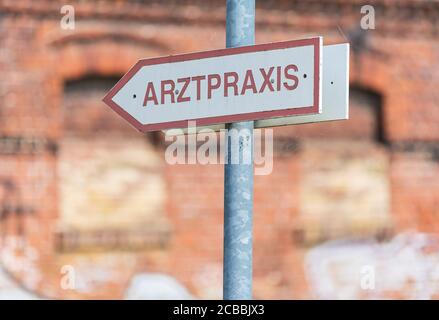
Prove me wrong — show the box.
[0,267,39,300]
[124,273,193,300]
[305,233,439,299]
[0,236,42,292]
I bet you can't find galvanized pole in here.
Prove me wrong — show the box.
[223,0,255,300]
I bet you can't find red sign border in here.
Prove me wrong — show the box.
[103,37,321,132]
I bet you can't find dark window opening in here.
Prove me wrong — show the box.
[349,86,385,144]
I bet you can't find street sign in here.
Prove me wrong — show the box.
[257,43,349,128]
[164,43,349,135]
[103,37,322,132]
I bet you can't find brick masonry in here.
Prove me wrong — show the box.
[0,0,438,299]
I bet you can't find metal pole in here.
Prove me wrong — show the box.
[223,0,255,300]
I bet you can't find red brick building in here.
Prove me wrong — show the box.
[0,0,438,299]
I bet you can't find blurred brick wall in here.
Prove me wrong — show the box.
[0,0,438,299]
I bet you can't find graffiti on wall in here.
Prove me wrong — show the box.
[305,233,439,299]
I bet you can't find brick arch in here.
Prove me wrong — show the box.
[51,31,172,82]
[50,31,172,51]
[49,31,177,138]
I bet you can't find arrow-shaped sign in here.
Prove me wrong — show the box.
[103,37,322,132]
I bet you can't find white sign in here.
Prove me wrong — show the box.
[259,43,349,127]
[165,43,349,135]
[103,37,322,132]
